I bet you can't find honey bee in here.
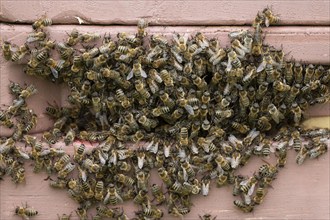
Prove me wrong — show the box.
[75,207,88,220]
[82,158,100,173]
[257,116,272,132]
[116,89,132,109]
[233,200,254,212]
[293,62,303,84]
[274,141,288,168]
[57,213,72,220]
[308,141,328,159]
[209,48,227,66]
[80,32,101,43]
[135,79,151,98]
[58,162,76,179]
[92,180,104,201]
[95,206,119,219]
[73,144,86,163]
[136,18,149,37]
[11,43,30,62]
[232,122,250,134]
[216,173,228,187]
[215,154,231,171]
[15,203,38,220]
[231,39,249,58]
[173,33,189,52]
[115,173,135,187]
[65,28,80,46]
[32,16,52,29]
[291,130,302,152]
[137,115,157,131]
[263,7,280,27]
[147,45,163,61]
[240,176,258,196]
[158,167,173,187]
[2,41,13,60]
[127,61,147,80]
[267,104,280,124]
[64,128,75,146]
[54,154,71,171]
[93,54,108,70]
[159,91,175,108]
[226,51,241,72]
[253,187,267,205]
[42,131,57,145]
[296,145,308,165]
[28,30,48,43]
[291,103,302,125]
[198,213,217,220]
[252,23,262,56]
[13,167,26,184]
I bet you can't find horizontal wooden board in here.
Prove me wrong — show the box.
[0,24,329,136]
[0,140,329,220]
[1,1,330,25]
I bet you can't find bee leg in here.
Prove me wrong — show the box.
[44,176,52,181]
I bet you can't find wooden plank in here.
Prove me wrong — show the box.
[0,140,329,220]
[0,24,329,136]
[0,1,329,25]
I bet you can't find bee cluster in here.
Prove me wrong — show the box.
[1,7,329,220]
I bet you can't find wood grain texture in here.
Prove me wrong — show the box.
[0,140,329,220]
[0,0,329,25]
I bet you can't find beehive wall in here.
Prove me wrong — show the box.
[0,1,329,219]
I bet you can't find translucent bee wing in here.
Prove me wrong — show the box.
[17,52,28,60]
[137,155,145,169]
[233,47,246,58]
[140,69,147,78]
[265,17,270,27]
[57,59,65,66]
[228,134,239,145]
[201,181,210,196]
[225,57,232,72]
[243,193,252,205]
[127,69,134,80]
[170,48,183,63]
[26,36,38,43]
[98,151,106,165]
[228,30,247,40]
[199,40,209,49]
[240,179,249,186]
[193,47,203,56]
[254,144,264,151]
[172,33,180,45]
[115,191,124,203]
[184,104,194,115]
[109,150,117,165]
[230,157,240,169]
[50,67,59,78]
[248,183,256,196]
[163,144,171,158]
[190,142,199,154]
[178,148,187,159]
[183,33,190,45]
[270,146,276,153]
[205,135,216,143]
[257,61,266,73]
[182,168,188,182]
[145,140,154,151]
[16,148,30,160]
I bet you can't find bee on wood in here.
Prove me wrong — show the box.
[15,203,38,220]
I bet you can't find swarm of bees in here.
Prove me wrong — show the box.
[1,7,330,220]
